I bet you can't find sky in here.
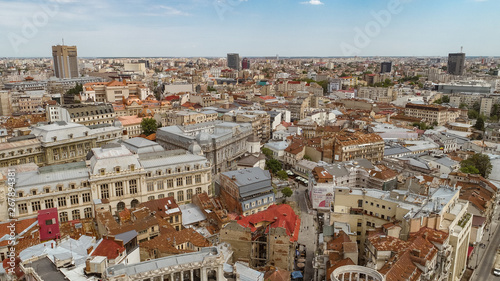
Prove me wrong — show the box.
[0,0,499,58]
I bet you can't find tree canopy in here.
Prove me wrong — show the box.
[261,147,273,159]
[281,187,293,199]
[66,83,83,96]
[265,158,282,174]
[141,118,157,136]
[276,170,289,181]
[474,116,485,131]
[460,153,492,178]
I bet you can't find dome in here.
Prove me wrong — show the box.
[113,120,123,127]
[188,142,203,156]
[196,132,212,145]
[247,134,260,143]
[138,107,154,118]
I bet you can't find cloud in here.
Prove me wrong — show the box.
[301,0,324,5]
[154,5,191,16]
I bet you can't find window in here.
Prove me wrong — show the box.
[166,169,171,174]
[376,204,380,208]
[195,187,202,194]
[72,210,81,220]
[168,192,174,198]
[147,172,152,178]
[44,187,50,193]
[381,215,385,219]
[186,176,192,185]
[70,195,79,205]
[269,197,274,202]
[158,194,165,199]
[100,184,109,199]
[115,182,124,197]
[147,182,154,192]
[18,203,28,214]
[186,189,193,200]
[157,181,164,190]
[32,201,41,212]
[129,180,138,194]
[177,191,184,202]
[370,202,373,206]
[263,198,268,204]
[60,212,68,223]
[82,193,91,203]
[58,197,66,207]
[387,216,391,221]
[251,201,256,207]
[32,190,37,195]
[84,208,92,218]
[130,164,135,171]
[357,222,362,227]
[167,179,174,188]
[100,168,105,175]
[156,170,162,176]
[382,205,386,209]
[46,219,54,225]
[195,174,202,184]
[176,178,183,187]
[18,192,23,198]
[148,196,155,201]
[115,167,121,173]
[45,199,54,209]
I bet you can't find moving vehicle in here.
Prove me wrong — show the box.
[493,246,500,276]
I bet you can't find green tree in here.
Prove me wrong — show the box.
[141,118,157,136]
[460,153,492,178]
[472,101,480,112]
[459,103,468,109]
[265,159,282,174]
[468,110,479,119]
[303,155,312,161]
[460,166,480,175]
[433,98,443,104]
[281,187,293,200]
[261,147,274,159]
[66,83,83,96]
[277,170,289,181]
[474,116,485,131]
[442,95,450,103]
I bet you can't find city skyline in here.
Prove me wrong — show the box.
[0,0,499,58]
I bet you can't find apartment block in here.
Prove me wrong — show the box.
[404,104,459,126]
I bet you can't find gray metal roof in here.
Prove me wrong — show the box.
[115,230,138,244]
[122,137,165,154]
[221,168,272,198]
[180,203,207,226]
[384,146,411,156]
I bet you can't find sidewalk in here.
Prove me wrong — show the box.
[469,220,499,269]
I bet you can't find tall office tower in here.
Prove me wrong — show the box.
[447,53,466,75]
[242,58,250,69]
[380,62,392,73]
[52,45,79,78]
[227,53,240,70]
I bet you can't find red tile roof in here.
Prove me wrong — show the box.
[236,204,301,242]
[91,238,125,260]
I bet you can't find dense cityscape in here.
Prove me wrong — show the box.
[1,1,500,281]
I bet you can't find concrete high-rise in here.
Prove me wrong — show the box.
[227,53,240,70]
[380,62,392,73]
[447,53,466,75]
[52,45,79,78]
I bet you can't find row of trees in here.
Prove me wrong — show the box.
[261,147,293,199]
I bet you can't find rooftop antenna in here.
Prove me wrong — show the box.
[62,38,64,46]
[460,46,463,53]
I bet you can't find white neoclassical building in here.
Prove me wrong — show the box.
[5,138,212,222]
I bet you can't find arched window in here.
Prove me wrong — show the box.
[117,202,126,212]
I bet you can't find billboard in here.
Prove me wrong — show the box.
[310,184,335,210]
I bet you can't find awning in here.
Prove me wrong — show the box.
[467,246,474,258]
[292,271,303,279]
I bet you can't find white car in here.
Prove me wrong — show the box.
[493,269,500,276]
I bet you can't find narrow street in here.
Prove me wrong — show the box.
[292,181,317,281]
[470,201,500,281]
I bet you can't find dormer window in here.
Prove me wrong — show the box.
[32,190,37,195]
[52,136,57,141]
[70,184,76,189]
[115,167,121,173]
[130,164,135,171]
[68,134,73,139]
[18,192,23,198]
[44,187,50,193]
[58,185,63,191]
[100,168,105,175]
